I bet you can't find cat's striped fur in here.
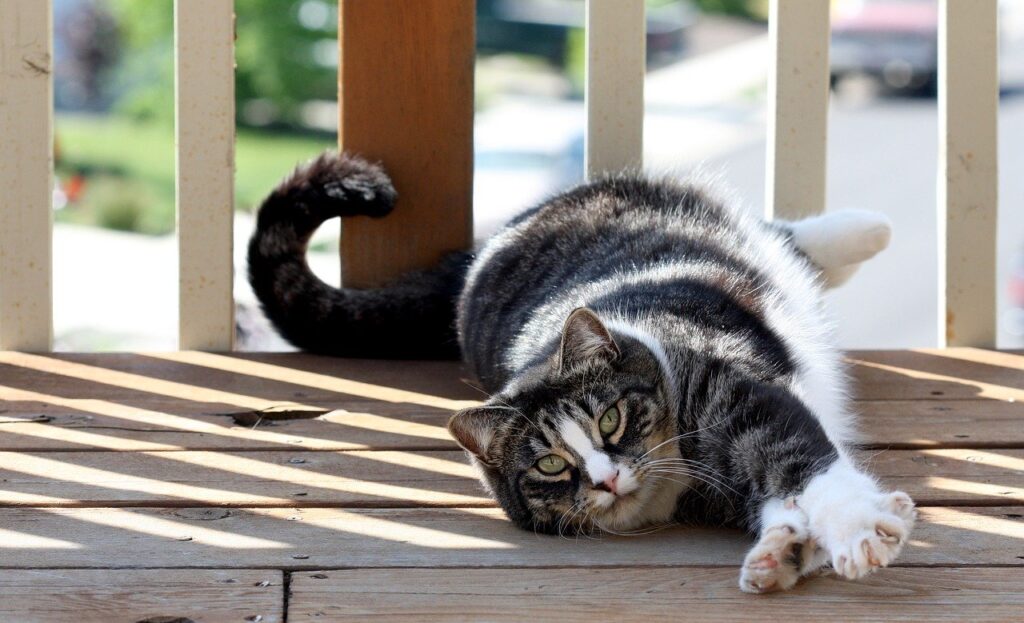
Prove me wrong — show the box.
[248,152,914,593]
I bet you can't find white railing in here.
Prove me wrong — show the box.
[0,0,54,351]
[585,0,999,348]
[938,0,999,347]
[174,0,236,350]
[0,0,1000,352]
[0,0,237,351]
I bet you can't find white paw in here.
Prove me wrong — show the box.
[791,209,892,268]
[799,462,916,581]
[739,498,826,594]
[820,490,916,580]
[739,524,808,593]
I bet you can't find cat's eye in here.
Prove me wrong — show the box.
[599,406,620,436]
[536,454,568,475]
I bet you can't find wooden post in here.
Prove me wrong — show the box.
[585,0,645,178]
[338,0,475,288]
[0,0,53,351]
[765,0,830,220]
[175,0,236,350]
[938,0,998,347]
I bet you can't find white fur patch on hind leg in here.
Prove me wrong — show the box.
[798,460,916,580]
[739,497,825,593]
[789,210,892,287]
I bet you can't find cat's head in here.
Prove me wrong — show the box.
[448,308,681,535]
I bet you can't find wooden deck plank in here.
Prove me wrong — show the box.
[849,349,1024,401]
[0,350,1018,411]
[0,569,282,623]
[855,399,1024,449]
[0,448,1019,508]
[290,567,1024,622]
[0,352,480,411]
[1,398,1019,452]
[864,448,1024,506]
[0,506,1018,569]
[0,399,454,452]
[0,449,488,507]
[0,351,1020,452]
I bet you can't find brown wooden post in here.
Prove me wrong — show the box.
[338,0,475,288]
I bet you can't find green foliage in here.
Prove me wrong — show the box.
[234,0,338,128]
[104,0,174,123]
[564,27,586,95]
[90,179,147,232]
[106,0,338,128]
[691,0,768,20]
[56,115,334,235]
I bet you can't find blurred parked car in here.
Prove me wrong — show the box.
[477,0,698,68]
[831,0,1024,93]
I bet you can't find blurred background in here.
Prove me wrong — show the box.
[49,0,1024,351]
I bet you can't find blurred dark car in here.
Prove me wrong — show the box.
[830,0,939,91]
[831,0,1024,93]
[477,0,698,68]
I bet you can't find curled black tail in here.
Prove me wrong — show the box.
[247,152,471,359]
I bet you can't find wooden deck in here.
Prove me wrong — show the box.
[0,349,1021,621]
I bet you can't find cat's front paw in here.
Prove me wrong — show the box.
[739,497,826,594]
[739,524,808,593]
[819,490,916,580]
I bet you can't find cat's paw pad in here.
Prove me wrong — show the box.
[827,501,914,580]
[887,490,917,522]
[739,524,808,594]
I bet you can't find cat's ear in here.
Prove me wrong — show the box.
[559,308,619,372]
[448,407,505,466]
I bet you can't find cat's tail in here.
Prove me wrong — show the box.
[786,210,893,288]
[247,152,471,358]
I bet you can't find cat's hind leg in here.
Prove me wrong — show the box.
[787,210,892,288]
[739,497,829,593]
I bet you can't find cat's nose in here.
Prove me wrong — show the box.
[594,470,620,495]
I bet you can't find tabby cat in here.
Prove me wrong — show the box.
[248,152,915,593]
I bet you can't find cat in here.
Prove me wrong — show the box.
[248,152,915,593]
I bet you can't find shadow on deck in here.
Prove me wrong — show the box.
[0,349,1022,621]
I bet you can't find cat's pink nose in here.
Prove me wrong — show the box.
[596,470,619,495]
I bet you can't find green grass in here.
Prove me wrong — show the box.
[55,115,335,235]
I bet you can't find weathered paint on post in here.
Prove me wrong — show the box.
[175,0,236,350]
[765,0,830,220]
[585,0,645,178]
[0,0,53,351]
[938,0,998,347]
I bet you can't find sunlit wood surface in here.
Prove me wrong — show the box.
[0,349,1021,621]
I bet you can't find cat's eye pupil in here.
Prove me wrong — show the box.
[599,406,620,436]
[537,454,567,475]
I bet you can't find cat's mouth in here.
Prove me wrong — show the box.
[589,494,649,532]
[592,481,639,511]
